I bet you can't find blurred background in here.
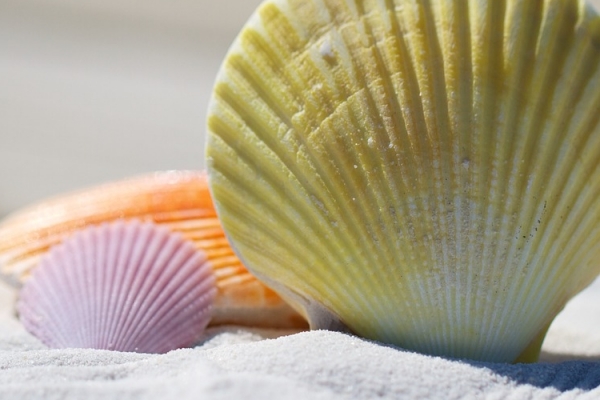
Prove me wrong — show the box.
[1,0,600,218]
[0,0,262,218]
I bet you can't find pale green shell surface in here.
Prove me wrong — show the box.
[206,0,600,362]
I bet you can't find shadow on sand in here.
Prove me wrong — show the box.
[462,352,600,391]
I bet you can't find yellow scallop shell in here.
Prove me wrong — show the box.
[206,0,600,362]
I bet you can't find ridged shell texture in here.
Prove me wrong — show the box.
[17,221,216,353]
[206,0,600,362]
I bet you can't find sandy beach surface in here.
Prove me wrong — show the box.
[0,276,599,400]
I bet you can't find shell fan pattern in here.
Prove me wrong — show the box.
[17,220,216,353]
[206,0,600,362]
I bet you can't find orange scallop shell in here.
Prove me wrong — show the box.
[0,171,307,330]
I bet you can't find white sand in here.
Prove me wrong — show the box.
[1,277,599,399]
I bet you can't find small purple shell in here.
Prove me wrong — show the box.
[17,220,216,353]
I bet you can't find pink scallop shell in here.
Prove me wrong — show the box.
[17,220,216,353]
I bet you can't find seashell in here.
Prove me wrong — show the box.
[0,171,307,330]
[205,0,600,362]
[17,220,216,353]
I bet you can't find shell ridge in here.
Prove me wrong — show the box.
[391,0,451,354]
[142,277,216,352]
[501,0,573,251]
[108,221,150,349]
[330,0,443,334]
[484,0,576,356]
[463,0,505,357]
[528,150,600,312]
[99,221,120,349]
[174,215,221,230]
[350,0,428,333]
[19,257,66,346]
[496,50,600,347]
[374,0,452,347]
[117,225,176,350]
[446,0,475,342]
[491,10,599,350]
[143,294,214,352]
[23,256,54,346]
[492,0,544,244]
[453,0,476,355]
[74,228,96,348]
[321,115,423,336]
[207,252,240,271]
[105,220,137,350]
[102,221,129,349]
[375,0,427,193]
[125,246,206,349]
[227,49,297,128]
[117,223,177,349]
[391,3,455,351]
[102,221,135,349]
[102,219,137,350]
[44,236,85,347]
[381,0,451,349]
[165,217,222,238]
[409,0,460,352]
[90,223,107,348]
[108,219,142,349]
[434,1,472,349]
[321,46,416,336]
[464,0,516,359]
[471,2,539,360]
[136,228,189,305]
[54,243,86,347]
